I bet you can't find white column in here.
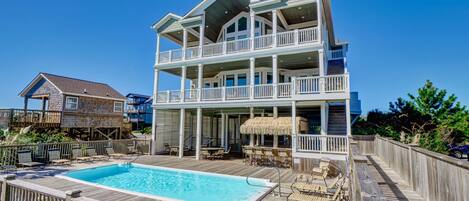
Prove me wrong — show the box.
[220,113,225,148]
[182,28,188,60]
[155,34,161,64]
[272,55,278,99]
[250,57,255,100]
[317,0,323,42]
[320,101,327,152]
[250,11,255,50]
[199,14,205,58]
[224,114,229,149]
[178,108,185,158]
[151,69,159,155]
[250,107,254,146]
[346,99,351,136]
[320,102,327,135]
[181,66,187,102]
[291,101,297,153]
[195,107,202,160]
[318,49,326,94]
[272,10,278,47]
[198,64,204,102]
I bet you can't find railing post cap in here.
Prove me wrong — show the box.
[65,190,82,198]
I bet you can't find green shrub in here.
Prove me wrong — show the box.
[141,127,152,135]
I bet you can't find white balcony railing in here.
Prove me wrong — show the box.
[296,135,348,154]
[225,86,250,100]
[157,27,319,64]
[156,74,349,104]
[254,84,273,98]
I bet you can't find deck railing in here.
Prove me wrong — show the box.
[0,109,61,127]
[296,135,348,154]
[157,27,318,64]
[156,74,349,104]
[0,139,150,166]
[0,175,96,201]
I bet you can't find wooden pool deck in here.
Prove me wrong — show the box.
[14,155,299,201]
[4,154,426,201]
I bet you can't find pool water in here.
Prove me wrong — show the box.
[63,163,273,201]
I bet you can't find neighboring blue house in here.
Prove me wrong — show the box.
[125,93,152,130]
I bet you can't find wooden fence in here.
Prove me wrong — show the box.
[348,140,386,201]
[374,136,469,201]
[353,135,469,201]
[0,139,151,166]
[0,174,97,201]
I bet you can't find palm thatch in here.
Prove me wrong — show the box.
[240,117,308,136]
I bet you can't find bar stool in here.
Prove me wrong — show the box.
[254,149,264,166]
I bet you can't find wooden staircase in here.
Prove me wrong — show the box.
[328,105,346,135]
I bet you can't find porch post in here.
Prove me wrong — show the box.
[273,106,278,148]
[221,113,225,148]
[250,57,255,100]
[151,69,159,155]
[272,10,278,47]
[318,49,326,94]
[155,33,161,64]
[41,97,46,122]
[198,64,203,102]
[182,28,188,60]
[317,0,323,42]
[320,101,327,152]
[178,108,185,158]
[199,14,205,58]
[195,107,202,160]
[181,66,187,102]
[272,55,278,99]
[291,101,297,153]
[346,99,351,136]
[23,97,28,122]
[250,11,255,51]
[249,107,255,146]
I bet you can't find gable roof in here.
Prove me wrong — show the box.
[20,73,125,101]
[151,13,183,31]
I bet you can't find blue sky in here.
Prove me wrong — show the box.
[0,0,468,113]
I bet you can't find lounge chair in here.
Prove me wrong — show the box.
[72,148,92,162]
[48,148,71,165]
[292,174,344,194]
[312,159,331,177]
[86,148,109,161]
[17,150,44,168]
[105,147,126,158]
[200,150,211,160]
[288,181,344,201]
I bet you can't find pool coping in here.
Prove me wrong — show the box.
[56,162,276,201]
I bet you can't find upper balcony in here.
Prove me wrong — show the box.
[155,73,349,108]
[157,27,320,65]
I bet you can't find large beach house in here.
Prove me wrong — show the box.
[150,0,361,169]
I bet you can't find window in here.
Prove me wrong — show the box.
[114,101,123,112]
[255,72,261,85]
[255,21,260,28]
[213,82,218,88]
[65,96,78,110]
[237,74,247,86]
[267,72,273,84]
[225,75,235,87]
[204,83,211,88]
[227,23,236,33]
[226,37,236,41]
[238,17,247,31]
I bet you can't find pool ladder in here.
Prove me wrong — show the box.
[246,167,282,198]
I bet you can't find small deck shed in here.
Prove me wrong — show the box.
[3,73,127,139]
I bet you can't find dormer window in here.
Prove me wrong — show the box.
[227,23,235,33]
[218,12,270,42]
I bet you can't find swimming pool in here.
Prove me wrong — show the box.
[60,163,274,201]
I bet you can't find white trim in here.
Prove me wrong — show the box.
[152,13,183,31]
[65,96,79,110]
[250,0,282,9]
[19,73,64,97]
[113,101,124,113]
[63,92,126,102]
